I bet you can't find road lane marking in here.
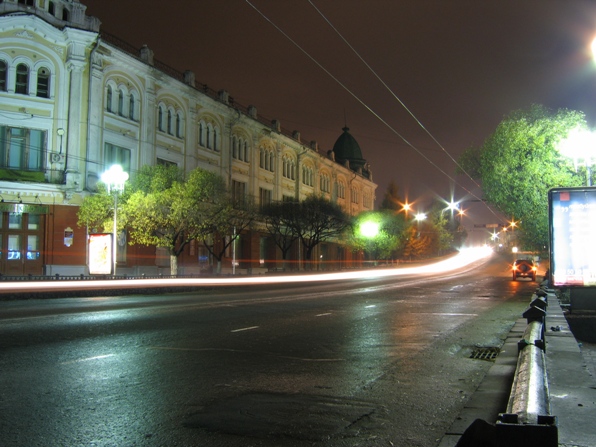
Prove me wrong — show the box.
[230,326,259,333]
[316,312,332,317]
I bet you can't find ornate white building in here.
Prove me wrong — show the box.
[0,0,377,276]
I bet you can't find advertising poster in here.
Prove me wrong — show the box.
[88,233,113,275]
[549,187,596,286]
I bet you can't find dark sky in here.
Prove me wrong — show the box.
[82,0,596,226]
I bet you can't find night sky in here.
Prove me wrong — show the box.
[82,0,596,226]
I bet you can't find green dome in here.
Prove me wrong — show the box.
[332,126,366,170]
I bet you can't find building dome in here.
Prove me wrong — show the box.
[332,126,367,174]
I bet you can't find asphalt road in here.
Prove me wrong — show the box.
[0,253,539,447]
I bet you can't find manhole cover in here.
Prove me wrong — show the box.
[470,347,500,361]
[184,392,376,441]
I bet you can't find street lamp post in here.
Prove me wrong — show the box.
[101,165,129,276]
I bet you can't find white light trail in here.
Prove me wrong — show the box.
[0,247,493,294]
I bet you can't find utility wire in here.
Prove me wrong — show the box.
[246,0,504,223]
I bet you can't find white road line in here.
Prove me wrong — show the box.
[316,312,332,317]
[230,326,259,333]
[60,354,115,365]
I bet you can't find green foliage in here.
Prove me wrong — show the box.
[77,183,114,233]
[459,104,587,251]
[349,210,407,260]
[379,180,404,211]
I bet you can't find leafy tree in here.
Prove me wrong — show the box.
[121,165,228,276]
[458,104,586,251]
[402,226,432,260]
[77,183,114,233]
[349,210,407,261]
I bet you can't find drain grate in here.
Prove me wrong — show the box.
[470,347,500,361]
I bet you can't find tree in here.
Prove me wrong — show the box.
[349,210,407,262]
[458,104,586,251]
[77,183,115,233]
[261,201,301,270]
[196,196,259,274]
[270,196,350,268]
[121,165,228,276]
[379,180,404,212]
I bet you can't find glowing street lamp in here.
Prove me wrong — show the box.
[360,220,380,239]
[414,212,427,222]
[557,127,596,186]
[101,164,129,276]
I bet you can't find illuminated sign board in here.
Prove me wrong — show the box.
[549,187,596,287]
[88,233,113,275]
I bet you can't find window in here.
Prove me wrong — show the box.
[259,187,272,208]
[118,89,124,116]
[62,7,69,21]
[0,126,45,171]
[351,188,359,204]
[260,147,274,172]
[231,180,246,205]
[337,181,346,199]
[48,1,55,15]
[243,141,249,162]
[15,64,29,95]
[156,158,177,167]
[198,121,205,146]
[302,166,314,187]
[167,110,173,135]
[104,142,131,173]
[106,85,113,112]
[0,60,6,92]
[157,105,165,131]
[36,67,50,98]
[283,156,295,180]
[176,113,182,138]
[320,173,330,192]
[129,95,135,120]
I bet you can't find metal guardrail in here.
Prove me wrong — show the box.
[495,285,558,447]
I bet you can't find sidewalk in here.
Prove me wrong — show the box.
[438,293,596,447]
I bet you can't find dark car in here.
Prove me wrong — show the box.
[512,259,537,281]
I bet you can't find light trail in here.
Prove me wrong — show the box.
[0,246,492,294]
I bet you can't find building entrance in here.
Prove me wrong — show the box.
[0,205,46,276]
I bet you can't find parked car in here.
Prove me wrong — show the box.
[512,259,537,281]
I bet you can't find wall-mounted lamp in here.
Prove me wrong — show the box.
[57,128,65,154]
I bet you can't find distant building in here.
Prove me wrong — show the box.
[0,0,377,276]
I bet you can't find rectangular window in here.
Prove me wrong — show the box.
[231,180,246,205]
[259,187,272,208]
[27,235,40,260]
[0,126,45,171]
[9,213,22,230]
[104,142,131,173]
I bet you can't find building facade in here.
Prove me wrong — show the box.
[0,0,377,276]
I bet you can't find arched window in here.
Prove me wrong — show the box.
[232,136,238,159]
[198,121,205,146]
[243,141,249,162]
[213,127,219,152]
[62,7,69,21]
[0,61,7,92]
[206,125,211,149]
[118,89,124,116]
[15,63,29,95]
[157,105,165,131]
[176,112,183,138]
[36,67,50,98]
[106,85,113,112]
[167,110,173,135]
[48,1,55,15]
[129,94,135,120]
